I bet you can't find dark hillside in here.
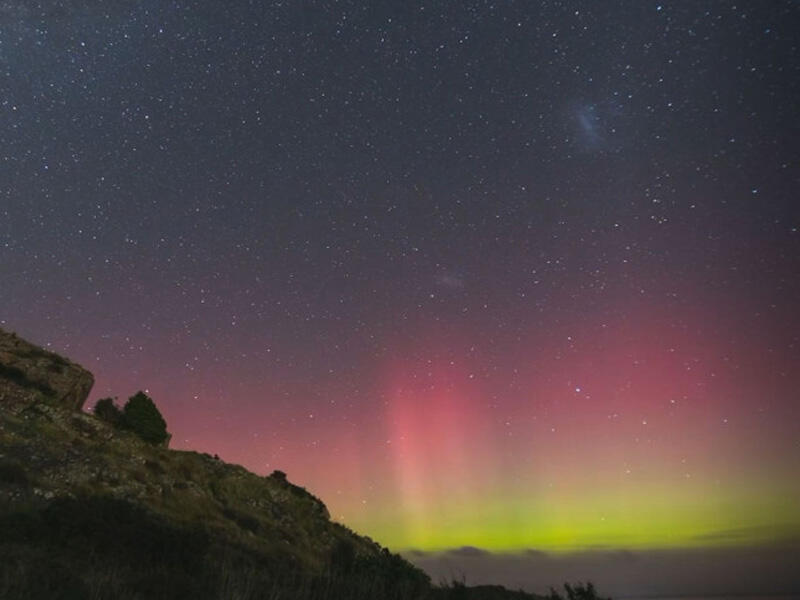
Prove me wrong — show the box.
[0,327,601,600]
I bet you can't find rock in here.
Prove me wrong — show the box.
[0,327,94,411]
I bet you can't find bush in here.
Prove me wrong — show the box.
[122,392,170,446]
[269,470,287,482]
[93,397,122,425]
[549,582,608,600]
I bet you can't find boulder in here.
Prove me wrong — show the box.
[0,327,94,410]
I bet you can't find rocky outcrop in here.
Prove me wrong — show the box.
[0,327,94,410]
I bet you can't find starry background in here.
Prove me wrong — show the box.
[2,1,799,596]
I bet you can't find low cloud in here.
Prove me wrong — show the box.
[404,540,800,598]
[691,525,797,543]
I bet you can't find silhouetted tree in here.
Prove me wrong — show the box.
[93,397,122,425]
[122,391,170,445]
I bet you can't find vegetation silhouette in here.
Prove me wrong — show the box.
[122,391,170,446]
[93,397,122,426]
[548,582,609,600]
[93,392,170,446]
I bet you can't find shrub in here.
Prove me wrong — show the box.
[549,582,608,600]
[122,392,169,446]
[93,397,122,425]
[269,470,287,482]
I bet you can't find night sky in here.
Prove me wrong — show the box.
[2,1,799,596]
